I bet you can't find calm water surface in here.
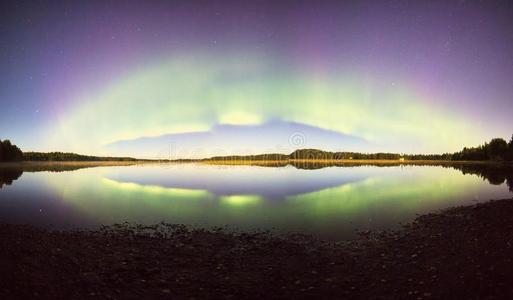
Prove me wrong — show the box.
[0,163,511,240]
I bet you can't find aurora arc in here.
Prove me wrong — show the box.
[48,54,480,158]
[3,1,512,156]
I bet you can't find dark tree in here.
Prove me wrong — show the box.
[507,135,513,161]
[0,139,23,162]
[487,138,509,161]
[451,135,513,161]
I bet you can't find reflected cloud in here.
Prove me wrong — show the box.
[101,178,209,198]
[107,164,370,199]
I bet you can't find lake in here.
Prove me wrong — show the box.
[0,162,511,240]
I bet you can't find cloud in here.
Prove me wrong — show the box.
[105,120,371,159]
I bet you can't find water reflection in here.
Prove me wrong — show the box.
[2,162,512,191]
[289,161,513,191]
[444,163,513,192]
[0,167,23,189]
[109,165,370,198]
[0,162,511,239]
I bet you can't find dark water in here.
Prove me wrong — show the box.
[0,163,512,240]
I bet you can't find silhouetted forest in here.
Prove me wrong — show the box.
[0,139,23,162]
[1,139,138,162]
[208,153,289,161]
[22,152,138,162]
[205,136,513,162]
[1,136,512,162]
[289,149,405,160]
[205,149,434,162]
[452,136,513,161]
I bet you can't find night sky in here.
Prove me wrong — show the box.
[1,0,512,157]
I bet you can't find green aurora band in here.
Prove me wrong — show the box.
[47,54,482,155]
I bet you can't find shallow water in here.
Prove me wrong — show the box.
[0,163,511,240]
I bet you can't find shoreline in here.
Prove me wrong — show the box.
[1,198,512,299]
[0,161,151,167]
[201,159,511,166]
[0,159,511,166]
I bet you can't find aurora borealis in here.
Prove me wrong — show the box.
[1,0,513,157]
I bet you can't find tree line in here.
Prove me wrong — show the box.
[2,135,513,162]
[289,149,404,160]
[22,152,138,162]
[0,139,23,162]
[204,135,513,162]
[452,137,513,161]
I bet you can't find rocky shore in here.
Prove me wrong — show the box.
[1,198,512,299]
